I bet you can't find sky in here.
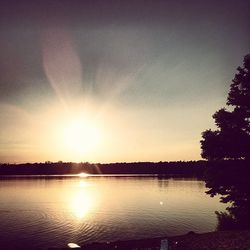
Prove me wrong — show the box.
[0,0,249,163]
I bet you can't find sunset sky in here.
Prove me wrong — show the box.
[0,0,249,163]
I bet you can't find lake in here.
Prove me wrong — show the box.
[0,175,226,249]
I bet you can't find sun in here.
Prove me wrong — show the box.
[62,117,100,157]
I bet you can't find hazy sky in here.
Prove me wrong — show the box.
[0,0,249,163]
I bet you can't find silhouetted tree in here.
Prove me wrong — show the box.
[201,54,250,160]
[205,162,250,230]
[202,54,250,230]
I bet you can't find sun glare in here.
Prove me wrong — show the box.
[62,117,101,158]
[78,172,89,178]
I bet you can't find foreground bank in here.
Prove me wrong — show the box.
[49,231,250,250]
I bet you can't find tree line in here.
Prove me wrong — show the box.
[0,161,207,177]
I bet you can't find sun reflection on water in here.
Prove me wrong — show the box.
[68,180,95,220]
[79,180,89,188]
[78,172,89,178]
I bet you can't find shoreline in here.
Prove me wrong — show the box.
[49,231,250,250]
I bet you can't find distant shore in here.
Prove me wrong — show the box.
[0,160,208,177]
[49,230,250,250]
[1,160,248,178]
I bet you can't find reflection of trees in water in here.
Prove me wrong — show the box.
[157,176,170,190]
[205,162,250,230]
[157,177,205,193]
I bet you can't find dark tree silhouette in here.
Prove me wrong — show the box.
[205,162,250,230]
[201,54,250,230]
[201,54,250,161]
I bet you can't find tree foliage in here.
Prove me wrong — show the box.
[201,54,250,160]
[205,162,250,230]
[202,54,250,230]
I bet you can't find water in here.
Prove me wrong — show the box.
[0,175,226,249]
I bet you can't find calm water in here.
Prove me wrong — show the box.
[0,176,226,249]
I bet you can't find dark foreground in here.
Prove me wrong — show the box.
[49,231,250,250]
